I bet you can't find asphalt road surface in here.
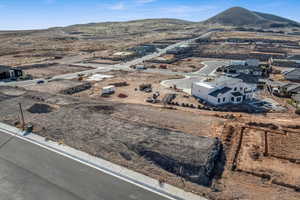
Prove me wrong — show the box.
[0,131,175,200]
[161,60,229,92]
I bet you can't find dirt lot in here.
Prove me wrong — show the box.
[212,31,300,41]
[213,121,300,200]
[0,19,203,67]
[24,80,86,94]
[22,64,94,78]
[145,57,205,73]
[74,71,184,104]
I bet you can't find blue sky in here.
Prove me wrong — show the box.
[0,0,299,30]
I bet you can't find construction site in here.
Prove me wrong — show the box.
[2,5,300,200]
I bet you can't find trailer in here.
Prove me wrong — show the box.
[101,86,115,96]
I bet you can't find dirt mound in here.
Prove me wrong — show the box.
[129,134,221,186]
[87,105,115,114]
[247,122,279,130]
[27,103,54,114]
[0,86,26,96]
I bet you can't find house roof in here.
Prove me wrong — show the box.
[281,83,296,89]
[225,64,262,71]
[285,69,300,81]
[266,80,285,87]
[286,84,300,92]
[292,94,300,102]
[209,87,232,97]
[288,85,300,93]
[231,92,243,97]
[0,65,11,73]
[195,76,243,88]
[236,74,261,84]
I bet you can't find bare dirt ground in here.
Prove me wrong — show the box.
[213,116,300,200]
[24,80,86,94]
[212,31,300,41]
[0,19,203,67]
[74,71,184,104]
[22,64,94,78]
[0,86,224,198]
[144,57,205,73]
[2,84,300,199]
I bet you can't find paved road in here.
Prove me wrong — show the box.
[0,130,177,200]
[161,60,229,93]
[0,31,213,87]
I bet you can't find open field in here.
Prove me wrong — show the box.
[0,19,205,67]
[22,64,94,78]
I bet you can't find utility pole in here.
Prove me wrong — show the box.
[18,103,25,131]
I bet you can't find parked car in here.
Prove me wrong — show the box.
[37,80,45,84]
[144,88,152,93]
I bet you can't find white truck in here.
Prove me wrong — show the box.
[101,86,115,96]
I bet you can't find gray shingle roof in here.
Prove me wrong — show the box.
[285,69,300,81]
[231,92,243,97]
[292,94,300,102]
[0,65,11,73]
[209,87,232,97]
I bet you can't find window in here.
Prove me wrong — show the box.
[218,98,221,103]
[240,87,243,91]
[231,97,234,102]
[223,97,226,102]
[237,97,241,102]
[234,87,237,91]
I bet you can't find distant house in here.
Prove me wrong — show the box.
[280,83,300,97]
[135,65,147,70]
[218,59,269,79]
[285,68,300,82]
[0,65,23,81]
[292,94,300,107]
[166,44,191,55]
[192,76,255,106]
[230,59,260,67]
[129,45,157,56]
[267,81,300,97]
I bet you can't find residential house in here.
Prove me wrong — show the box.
[218,59,269,79]
[267,81,300,97]
[292,94,300,107]
[191,76,255,106]
[0,65,23,81]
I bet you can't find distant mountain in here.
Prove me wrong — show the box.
[204,7,300,28]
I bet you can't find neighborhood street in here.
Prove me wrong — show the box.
[161,60,229,93]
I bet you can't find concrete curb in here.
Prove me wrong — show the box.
[0,122,207,200]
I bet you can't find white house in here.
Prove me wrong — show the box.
[135,65,147,70]
[230,60,246,66]
[230,59,260,67]
[192,76,255,106]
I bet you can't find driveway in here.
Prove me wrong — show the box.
[161,60,229,93]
